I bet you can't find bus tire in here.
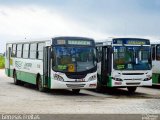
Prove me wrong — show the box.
[72,89,80,94]
[13,71,20,85]
[127,87,137,94]
[37,76,46,92]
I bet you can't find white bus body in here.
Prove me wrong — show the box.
[5,36,97,93]
[151,42,160,85]
[96,38,152,93]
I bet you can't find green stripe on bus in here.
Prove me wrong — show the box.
[5,68,9,76]
[98,74,112,87]
[42,76,51,89]
[10,69,13,77]
[152,73,160,84]
[16,70,37,85]
[5,68,13,77]
[48,77,51,89]
[6,69,51,89]
[107,76,112,87]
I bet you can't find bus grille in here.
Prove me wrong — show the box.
[126,83,140,85]
[65,74,86,79]
[124,79,142,80]
[122,73,144,75]
[66,84,85,88]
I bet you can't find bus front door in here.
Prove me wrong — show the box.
[101,47,112,86]
[43,47,51,88]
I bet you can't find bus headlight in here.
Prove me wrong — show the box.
[54,74,64,81]
[88,75,97,81]
[144,76,152,81]
[112,77,123,81]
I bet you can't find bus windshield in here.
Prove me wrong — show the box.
[52,46,96,72]
[113,46,151,70]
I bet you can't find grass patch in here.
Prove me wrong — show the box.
[0,55,5,69]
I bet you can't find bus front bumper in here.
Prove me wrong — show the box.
[111,79,152,87]
[50,79,97,89]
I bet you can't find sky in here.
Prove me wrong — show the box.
[0,0,160,53]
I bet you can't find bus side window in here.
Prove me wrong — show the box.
[156,45,160,61]
[152,45,155,60]
[17,44,22,58]
[23,44,29,58]
[37,43,44,59]
[11,44,17,57]
[29,43,37,59]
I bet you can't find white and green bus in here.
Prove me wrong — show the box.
[5,36,97,93]
[151,42,160,85]
[96,38,152,93]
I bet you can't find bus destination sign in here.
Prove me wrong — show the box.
[113,38,150,45]
[68,40,91,45]
[54,38,93,46]
[126,40,145,45]
[57,40,66,45]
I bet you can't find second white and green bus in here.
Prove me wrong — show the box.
[5,36,97,93]
[151,42,160,85]
[96,38,152,93]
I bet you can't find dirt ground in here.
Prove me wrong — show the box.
[0,69,160,114]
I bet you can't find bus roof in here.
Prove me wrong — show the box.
[6,36,94,44]
[96,37,150,46]
[6,38,51,44]
[150,41,160,45]
[53,36,94,40]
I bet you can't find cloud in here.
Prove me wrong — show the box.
[0,5,107,53]
[0,6,82,36]
[43,0,160,38]
[0,1,160,53]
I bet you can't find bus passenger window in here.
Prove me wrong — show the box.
[38,43,44,59]
[11,44,17,57]
[17,44,22,58]
[29,43,37,59]
[23,44,29,58]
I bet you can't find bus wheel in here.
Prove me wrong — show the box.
[37,76,45,92]
[72,89,80,94]
[13,71,20,85]
[127,87,137,94]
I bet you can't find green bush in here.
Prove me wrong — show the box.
[0,56,5,69]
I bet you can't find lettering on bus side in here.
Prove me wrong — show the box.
[15,61,23,69]
[23,63,32,70]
